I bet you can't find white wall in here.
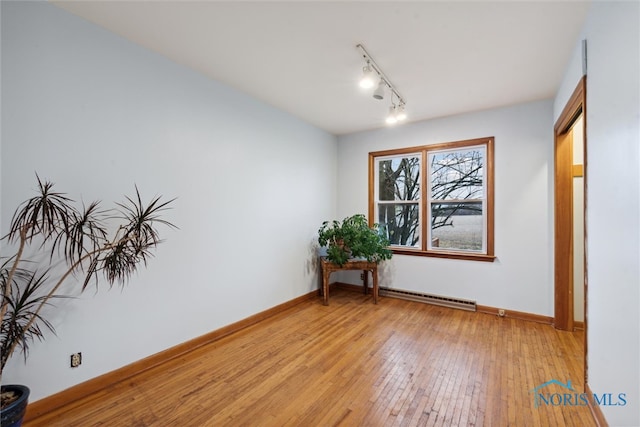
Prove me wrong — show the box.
[337,100,555,315]
[1,2,337,401]
[555,2,640,425]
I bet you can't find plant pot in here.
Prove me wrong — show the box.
[1,385,30,427]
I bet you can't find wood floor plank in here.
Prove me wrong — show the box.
[25,290,596,427]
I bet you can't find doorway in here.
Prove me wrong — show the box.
[572,115,585,330]
[554,76,586,332]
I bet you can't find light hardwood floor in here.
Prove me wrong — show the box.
[26,289,595,426]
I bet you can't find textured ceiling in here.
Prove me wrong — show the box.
[52,1,590,135]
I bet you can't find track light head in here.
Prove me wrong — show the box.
[373,79,385,100]
[386,105,398,125]
[359,63,375,89]
[396,103,407,121]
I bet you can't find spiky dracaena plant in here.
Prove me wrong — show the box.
[0,176,176,381]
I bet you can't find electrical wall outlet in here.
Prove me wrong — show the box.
[498,309,506,317]
[70,352,82,368]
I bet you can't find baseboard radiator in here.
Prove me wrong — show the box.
[379,287,477,312]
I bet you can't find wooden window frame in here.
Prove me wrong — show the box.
[369,137,495,262]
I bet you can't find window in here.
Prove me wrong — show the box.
[369,137,494,261]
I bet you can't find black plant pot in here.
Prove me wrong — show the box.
[1,385,30,427]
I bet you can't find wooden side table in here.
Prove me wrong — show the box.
[319,257,379,306]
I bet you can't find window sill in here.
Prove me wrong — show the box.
[391,248,497,262]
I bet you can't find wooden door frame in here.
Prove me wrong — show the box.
[553,76,587,377]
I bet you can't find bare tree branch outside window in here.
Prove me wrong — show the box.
[377,156,420,247]
[429,149,484,250]
[370,137,494,259]
[375,147,485,251]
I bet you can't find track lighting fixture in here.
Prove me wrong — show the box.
[356,43,407,125]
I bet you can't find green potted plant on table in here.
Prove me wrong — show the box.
[0,176,175,427]
[317,214,392,266]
